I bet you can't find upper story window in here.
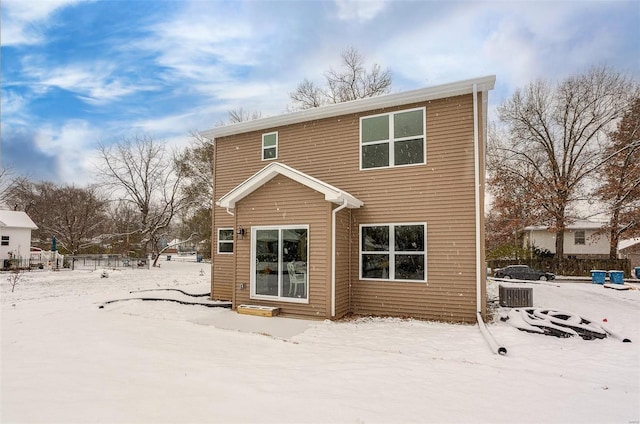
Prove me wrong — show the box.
[217,228,234,254]
[574,230,585,245]
[262,132,278,160]
[1,236,9,246]
[360,107,426,170]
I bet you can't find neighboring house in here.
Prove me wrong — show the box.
[618,238,640,269]
[522,220,610,259]
[202,75,495,323]
[0,210,39,267]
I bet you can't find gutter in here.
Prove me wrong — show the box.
[473,83,507,355]
[331,197,349,317]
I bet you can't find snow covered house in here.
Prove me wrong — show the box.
[522,220,611,259]
[202,75,495,322]
[0,210,38,268]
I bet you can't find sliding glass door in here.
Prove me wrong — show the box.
[252,226,308,302]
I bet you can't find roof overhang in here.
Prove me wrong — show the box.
[217,162,363,210]
[201,75,496,140]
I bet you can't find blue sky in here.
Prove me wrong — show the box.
[1,0,639,185]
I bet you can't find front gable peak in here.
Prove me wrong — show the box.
[217,162,363,210]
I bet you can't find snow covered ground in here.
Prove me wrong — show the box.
[1,261,639,423]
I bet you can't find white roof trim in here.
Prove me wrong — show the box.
[202,75,496,139]
[217,162,364,209]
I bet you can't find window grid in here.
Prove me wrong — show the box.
[360,223,426,282]
[360,107,426,170]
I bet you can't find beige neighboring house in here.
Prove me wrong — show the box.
[522,220,610,259]
[0,210,38,268]
[202,75,495,323]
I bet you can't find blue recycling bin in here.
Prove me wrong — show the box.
[591,270,606,284]
[609,270,624,284]
[635,267,640,279]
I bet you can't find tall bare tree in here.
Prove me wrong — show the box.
[5,180,108,253]
[491,66,637,260]
[290,47,392,110]
[596,97,640,257]
[98,135,188,266]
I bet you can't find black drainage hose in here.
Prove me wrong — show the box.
[129,288,211,298]
[99,298,232,309]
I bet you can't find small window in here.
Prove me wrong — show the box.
[574,230,585,245]
[218,228,234,254]
[360,108,425,170]
[1,236,9,246]
[360,223,426,282]
[262,132,278,160]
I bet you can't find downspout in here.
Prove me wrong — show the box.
[331,197,349,318]
[473,83,507,355]
[225,208,234,216]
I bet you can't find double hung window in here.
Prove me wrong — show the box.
[360,223,426,282]
[360,107,425,169]
[574,230,585,245]
[262,132,278,160]
[217,228,234,254]
[1,236,9,246]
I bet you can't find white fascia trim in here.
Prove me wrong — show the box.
[217,162,364,209]
[201,75,496,139]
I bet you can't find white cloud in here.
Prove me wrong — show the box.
[334,0,388,22]
[20,58,155,105]
[0,0,83,46]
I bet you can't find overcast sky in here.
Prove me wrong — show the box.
[1,0,638,185]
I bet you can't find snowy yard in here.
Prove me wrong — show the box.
[1,261,638,423]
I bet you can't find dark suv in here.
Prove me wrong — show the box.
[494,265,555,281]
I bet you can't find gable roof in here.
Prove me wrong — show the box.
[0,210,38,230]
[217,162,363,209]
[201,75,496,140]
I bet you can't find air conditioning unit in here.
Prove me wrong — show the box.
[499,284,533,307]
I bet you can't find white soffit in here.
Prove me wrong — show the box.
[217,162,363,209]
[201,75,496,139]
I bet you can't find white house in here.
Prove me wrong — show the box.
[0,210,38,268]
[522,220,610,259]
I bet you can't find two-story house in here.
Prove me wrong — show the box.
[202,75,495,323]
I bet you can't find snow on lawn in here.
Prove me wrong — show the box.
[1,261,639,424]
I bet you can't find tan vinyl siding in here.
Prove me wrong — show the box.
[234,175,332,319]
[211,213,235,301]
[212,93,483,322]
[333,207,351,318]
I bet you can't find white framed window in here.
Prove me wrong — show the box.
[262,132,278,160]
[217,228,234,254]
[1,236,9,246]
[360,223,426,282]
[360,107,426,170]
[250,225,309,303]
[574,230,585,245]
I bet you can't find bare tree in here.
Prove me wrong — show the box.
[97,135,188,266]
[596,97,640,257]
[491,66,637,261]
[175,131,215,258]
[228,108,262,124]
[5,181,108,253]
[290,47,392,110]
